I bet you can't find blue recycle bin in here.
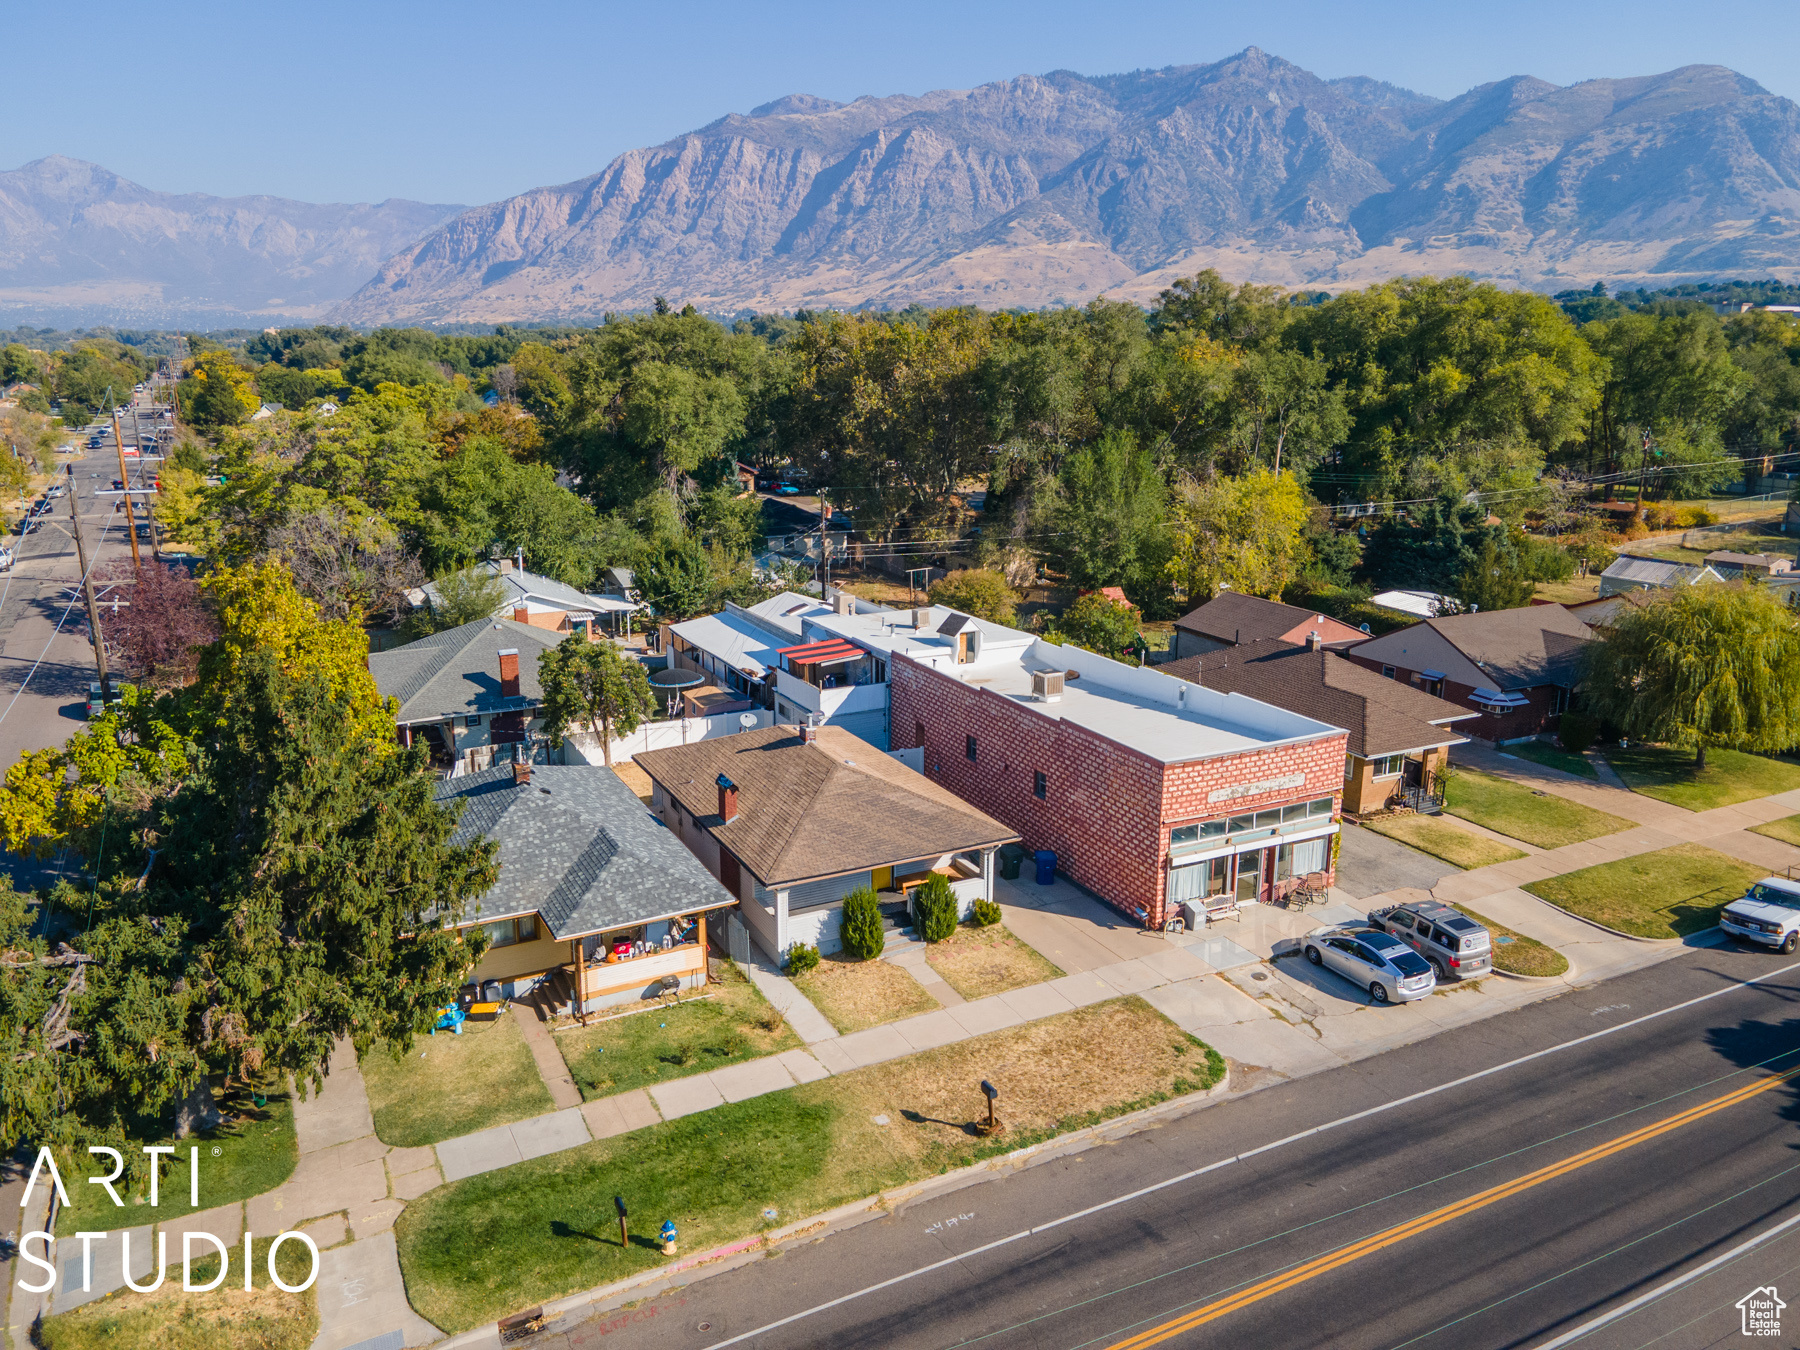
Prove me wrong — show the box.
[1034,849,1057,885]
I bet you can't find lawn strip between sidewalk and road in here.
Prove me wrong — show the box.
[556,959,801,1100]
[792,952,941,1033]
[362,1008,554,1148]
[1361,814,1527,870]
[396,997,1223,1332]
[36,1235,320,1350]
[1750,813,1800,848]
[1443,769,1635,849]
[1524,843,1767,940]
[1607,746,1800,810]
[924,924,1065,1000]
[1449,904,1569,977]
[1098,1063,1800,1350]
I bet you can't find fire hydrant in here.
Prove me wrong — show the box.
[660,1220,678,1256]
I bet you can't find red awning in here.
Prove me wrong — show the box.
[776,638,864,664]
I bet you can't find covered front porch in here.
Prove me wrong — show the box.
[743,846,1000,962]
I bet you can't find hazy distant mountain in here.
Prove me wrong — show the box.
[0,156,463,328]
[334,48,1800,323]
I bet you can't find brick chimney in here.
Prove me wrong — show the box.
[801,723,818,744]
[716,773,738,823]
[513,606,530,624]
[513,758,532,786]
[499,648,521,697]
[1307,631,1322,652]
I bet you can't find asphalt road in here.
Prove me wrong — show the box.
[0,387,163,892]
[565,943,1800,1350]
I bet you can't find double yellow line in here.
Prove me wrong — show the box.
[1105,1064,1800,1350]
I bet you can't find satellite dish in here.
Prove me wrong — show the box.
[738,713,758,731]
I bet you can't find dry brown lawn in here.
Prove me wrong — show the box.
[793,954,940,1033]
[925,924,1064,1000]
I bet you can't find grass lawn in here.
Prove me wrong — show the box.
[556,959,801,1100]
[1531,576,1601,606]
[793,953,940,1033]
[924,924,1064,1000]
[1450,904,1569,977]
[395,997,1223,1332]
[1606,746,1800,811]
[1524,843,1766,939]
[361,1012,554,1148]
[38,1236,318,1350]
[1502,740,1598,780]
[1361,814,1527,870]
[54,1086,298,1237]
[1750,814,1800,848]
[1444,769,1636,849]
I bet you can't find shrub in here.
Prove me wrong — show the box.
[839,886,886,961]
[913,874,959,943]
[970,897,1003,927]
[929,569,1018,625]
[1559,711,1598,755]
[785,942,820,975]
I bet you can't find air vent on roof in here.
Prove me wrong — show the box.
[913,608,933,632]
[1031,669,1064,702]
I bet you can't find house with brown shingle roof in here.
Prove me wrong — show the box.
[1342,605,1594,744]
[1162,637,1477,815]
[634,724,1019,961]
[1170,591,1367,660]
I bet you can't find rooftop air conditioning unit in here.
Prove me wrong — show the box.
[913,607,934,632]
[1031,669,1065,702]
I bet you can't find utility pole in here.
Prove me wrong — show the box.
[110,404,142,568]
[67,465,108,688]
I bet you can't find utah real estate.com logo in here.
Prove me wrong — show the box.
[1737,1286,1784,1337]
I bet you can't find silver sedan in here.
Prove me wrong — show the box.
[1302,925,1437,1004]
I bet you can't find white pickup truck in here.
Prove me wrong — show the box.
[1720,876,1800,953]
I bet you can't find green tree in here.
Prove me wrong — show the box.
[1455,535,1535,613]
[928,569,1018,625]
[1054,592,1141,659]
[1048,428,1169,598]
[410,566,507,635]
[180,350,261,430]
[1166,467,1311,605]
[536,633,656,767]
[637,539,717,620]
[912,873,958,943]
[1585,584,1800,769]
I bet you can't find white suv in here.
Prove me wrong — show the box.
[1721,877,1800,953]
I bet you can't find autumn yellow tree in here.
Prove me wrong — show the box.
[1166,468,1312,604]
[180,350,261,429]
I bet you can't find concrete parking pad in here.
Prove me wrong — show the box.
[434,1121,523,1183]
[649,1075,727,1120]
[1334,822,1461,898]
[1140,975,1273,1034]
[1137,945,1213,983]
[1182,934,1263,970]
[1199,1018,1343,1077]
[892,1008,967,1052]
[311,1230,442,1350]
[579,1088,662,1140]
[946,996,1027,1037]
[775,1048,832,1084]
[709,1056,799,1103]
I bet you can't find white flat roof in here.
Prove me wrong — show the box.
[670,611,788,679]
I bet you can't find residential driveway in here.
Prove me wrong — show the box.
[1334,821,1461,898]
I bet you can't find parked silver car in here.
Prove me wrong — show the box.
[1302,925,1436,1003]
[1368,900,1492,980]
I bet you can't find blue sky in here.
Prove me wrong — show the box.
[7,0,1797,206]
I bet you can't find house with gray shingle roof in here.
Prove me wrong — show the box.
[369,617,562,774]
[436,760,736,1011]
[1598,554,1725,596]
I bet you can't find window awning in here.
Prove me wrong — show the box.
[777,638,864,664]
[1469,687,1529,709]
[1420,669,1447,680]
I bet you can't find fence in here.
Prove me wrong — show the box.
[560,708,776,766]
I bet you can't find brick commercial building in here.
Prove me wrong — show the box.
[1343,605,1594,745]
[888,615,1348,929]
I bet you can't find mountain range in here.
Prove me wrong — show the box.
[0,156,463,329]
[6,49,1800,329]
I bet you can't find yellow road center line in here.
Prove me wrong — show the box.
[1103,1065,1800,1350]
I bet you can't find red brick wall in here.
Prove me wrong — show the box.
[891,653,1346,928]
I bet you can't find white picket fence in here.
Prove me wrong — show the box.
[560,708,777,766]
